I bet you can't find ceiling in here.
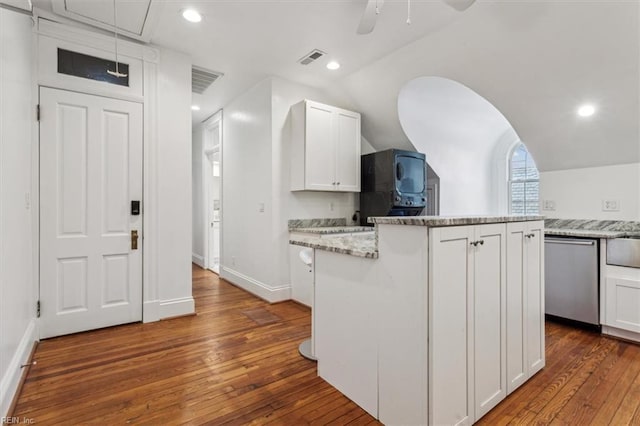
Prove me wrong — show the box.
[147,0,468,124]
[32,0,640,172]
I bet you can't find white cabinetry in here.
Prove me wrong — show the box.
[288,244,314,307]
[313,220,545,425]
[429,223,506,425]
[314,251,378,417]
[602,251,640,342]
[506,221,545,394]
[291,100,361,192]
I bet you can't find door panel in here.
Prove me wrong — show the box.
[305,103,335,190]
[335,111,360,191]
[57,103,88,236]
[40,87,142,339]
[526,223,545,374]
[506,222,527,394]
[429,226,474,426]
[57,257,88,313]
[474,224,507,419]
[103,111,130,234]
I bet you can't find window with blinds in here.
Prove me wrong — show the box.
[509,143,539,215]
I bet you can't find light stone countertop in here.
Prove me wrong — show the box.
[544,228,639,239]
[289,232,378,259]
[369,215,544,226]
[289,215,546,258]
[291,226,374,235]
[544,218,640,239]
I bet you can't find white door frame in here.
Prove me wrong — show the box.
[34,18,164,323]
[202,111,223,272]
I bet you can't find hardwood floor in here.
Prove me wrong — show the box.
[12,265,379,425]
[11,265,640,425]
[478,321,640,426]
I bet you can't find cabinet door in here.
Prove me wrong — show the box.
[289,245,314,307]
[525,222,545,376]
[605,276,640,333]
[506,222,527,394]
[305,102,336,190]
[473,224,507,420]
[429,226,474,426]
[334,110,361,192]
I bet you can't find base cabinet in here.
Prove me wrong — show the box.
[289,244,314,307]
[603,258,640,341]
[506,221,545,394]
[313,220,545,425]
[429,223,507,425]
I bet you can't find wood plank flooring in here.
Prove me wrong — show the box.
[12,265,378,425]
[11,264,640,425]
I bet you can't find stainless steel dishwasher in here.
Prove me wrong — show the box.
[545,236,599,326]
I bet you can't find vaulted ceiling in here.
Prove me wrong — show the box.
[32,0,640,172]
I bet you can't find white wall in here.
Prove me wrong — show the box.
[0,7,36,417]
[216,76,362,302]
[271,77,360,292]
[398,77,515,216]
[540,163,640,221]
[192,125,204,265]
[220,78,276,299]
[155,47,194,313]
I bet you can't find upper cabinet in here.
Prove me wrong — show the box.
[291,100,361,192]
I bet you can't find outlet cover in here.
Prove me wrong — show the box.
[602,199,620,212]
[542,200,556,211]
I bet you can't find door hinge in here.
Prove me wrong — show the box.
[36,104,40,122]
[36,300,41,318]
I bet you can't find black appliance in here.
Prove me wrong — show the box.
[360,149,427,226]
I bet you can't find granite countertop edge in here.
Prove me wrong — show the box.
[290,226,374,235]
[289,238,379,259]
[544,228,640,239]
[369,215,544,226]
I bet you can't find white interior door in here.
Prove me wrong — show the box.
[39,87,143,339]
[206,149,220,274]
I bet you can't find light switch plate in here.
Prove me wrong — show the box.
[542,200,556,211]
[602,200,620,211]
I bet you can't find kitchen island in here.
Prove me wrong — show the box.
[290,215,544,426]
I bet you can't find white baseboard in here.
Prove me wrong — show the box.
[1,318,38,418]
[192,253,204,268]
[159,297,195,319]
[602,325,640,343]
[221,266,291,303]
[143,300,160,323]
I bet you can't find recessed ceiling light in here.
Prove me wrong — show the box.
[577,104,596,117]
[326,61,341,70]
[191,105,201,111]
[182,9,202,23]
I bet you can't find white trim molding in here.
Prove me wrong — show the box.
[221,266,291,303]
[0,319,38,418]
[34,17,162,325]
[602,325,640,344]
[159,297,195,319]
[192,253,204,268]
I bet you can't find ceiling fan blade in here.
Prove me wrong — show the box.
[357,0,384,35]
[442,0,476,11]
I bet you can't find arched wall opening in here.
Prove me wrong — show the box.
[398,76,537,216]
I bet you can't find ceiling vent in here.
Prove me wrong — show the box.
[192,66,224,94]
[298,49,326,66]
